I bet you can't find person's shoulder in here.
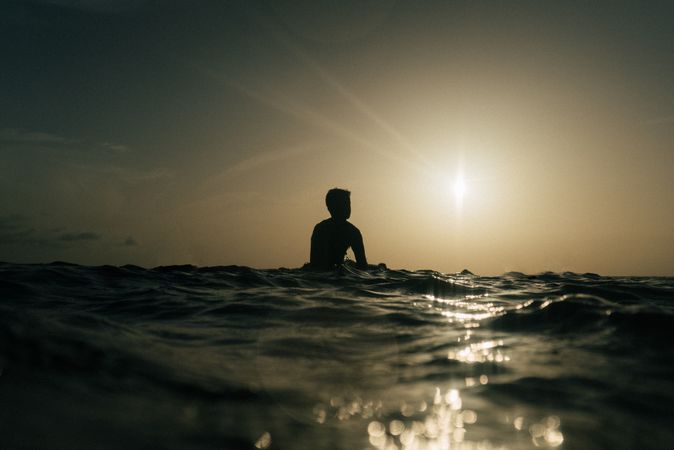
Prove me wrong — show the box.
[313,219,332,232]
[345,221,362,235]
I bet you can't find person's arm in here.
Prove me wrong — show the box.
[351,228,368,269]
[310,226,319,267]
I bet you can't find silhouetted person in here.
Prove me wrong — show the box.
[310,188,368,270]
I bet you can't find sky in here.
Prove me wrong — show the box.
[1,0,673,275]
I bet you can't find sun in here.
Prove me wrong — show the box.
[433,169,468,212]
[453,174,466,205]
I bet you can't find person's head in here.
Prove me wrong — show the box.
[325,188,351,221]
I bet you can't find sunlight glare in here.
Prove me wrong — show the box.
[453,173,466,208]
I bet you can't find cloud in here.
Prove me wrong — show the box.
[58,231,101,242]
[0,215,41,246]
[100,142,130,153]
[121,236,138,247]
[198,144,312,193]
[0,128,130,153]
[0,128,71,145]
[59,162,172,185]
[0,215,102,247]
[224,145,312,176]
[185,144,313,208]
[0,128,171,188]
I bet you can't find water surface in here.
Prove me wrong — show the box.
[0,262,673,449]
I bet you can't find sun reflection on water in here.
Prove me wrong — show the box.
[447,339,511,364]
[363,386,484,450]
[422,294,506,326]
[302,288,568,449]
[312,385,564,449]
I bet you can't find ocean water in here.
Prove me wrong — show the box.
[0,262,673,449]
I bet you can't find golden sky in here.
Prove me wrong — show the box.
[1,1,672,275]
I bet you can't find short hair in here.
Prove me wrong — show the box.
[325,188,350,217]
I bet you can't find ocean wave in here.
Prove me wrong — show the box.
[0,262,672,449]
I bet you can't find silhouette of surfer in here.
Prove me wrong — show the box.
[309,188,368,270]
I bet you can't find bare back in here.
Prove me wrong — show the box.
[310,219,367,269]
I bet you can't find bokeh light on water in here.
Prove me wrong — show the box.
[311,384,565,449]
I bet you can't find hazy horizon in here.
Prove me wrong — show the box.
[1,0,673,276]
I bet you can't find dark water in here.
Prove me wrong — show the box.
[1,262,673,449]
